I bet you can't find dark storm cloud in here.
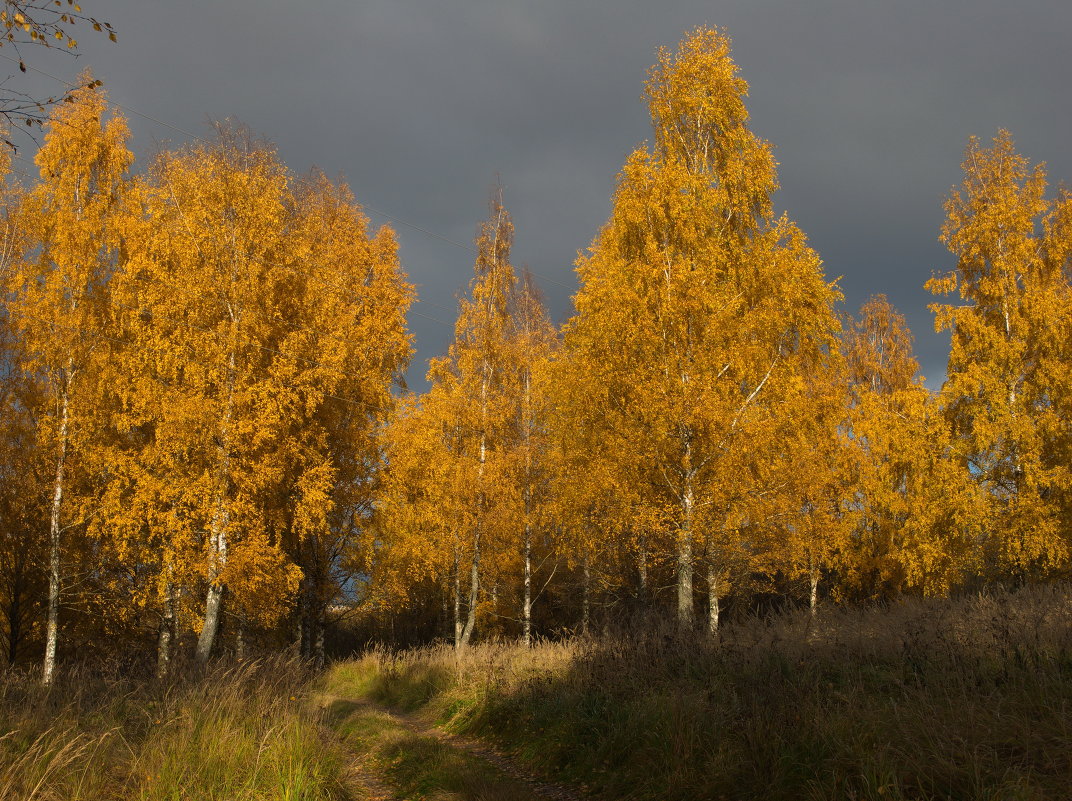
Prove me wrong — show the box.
[17,0,1072,388]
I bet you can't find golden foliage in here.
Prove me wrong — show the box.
[565,26,842,625]
[3,27,1072,665]
[929,131,1072,580]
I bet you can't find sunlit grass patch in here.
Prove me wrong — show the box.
[0,656,346,801]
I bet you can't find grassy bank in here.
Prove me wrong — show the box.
[0,655,346,801]
[327,585,1072,800]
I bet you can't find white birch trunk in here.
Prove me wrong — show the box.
[581,556,591,635]
[42,370,71,687]
[313,619,325,670]
[638,532,649,605]
[461,370,489,647]
[523,522,532,646]
[460,418,484,647]
[196,349,236,663]
[521,365,534,647]
[460,538,479,646]
[453,546,463,648]
[677,445,696,627]
[156,581,176,679]
[235,620,246,661]
[197,582,225,662]
[809,566,820,619]
[295,600,307,658]
[707,563,720,635]
[441,578,450,640]
[458,427,482,646]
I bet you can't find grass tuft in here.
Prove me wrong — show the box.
[0,655,347,800]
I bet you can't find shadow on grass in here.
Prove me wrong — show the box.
[337,584,1072,801]
[327,697,543,801]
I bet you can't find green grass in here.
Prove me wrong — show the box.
[323,695,539,801]
[6,585,1072,800]
[327,585,1072,800]
[0,655,348,800]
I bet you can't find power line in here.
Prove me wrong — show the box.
[4,111,517,334]
[0,50,576,293]
[24,309,500,438]
[411,309,455,328]
[1,53,559,401]
[33,316,396,419]
[4,121,458,333]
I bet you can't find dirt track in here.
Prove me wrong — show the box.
[319,694,583,801]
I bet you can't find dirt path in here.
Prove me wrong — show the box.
[318,694,584,801]
[338,753,396,801]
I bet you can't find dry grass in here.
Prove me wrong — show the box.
[0,655,348,800]
[5,586,1070,799]
[329,584,1072,800]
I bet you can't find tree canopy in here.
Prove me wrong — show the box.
[0,27,1069,675]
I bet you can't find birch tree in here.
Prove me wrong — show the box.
[429,194,517,645]
[280,171,412,665]
[7,75,131,684]
[377,194,519,647]
[0,254,49,667]
[565,27,840,627]
[117,126,304,663]
[928,131,1070,581]
[507,272,557,644]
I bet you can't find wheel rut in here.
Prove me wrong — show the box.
[318,694,584,801]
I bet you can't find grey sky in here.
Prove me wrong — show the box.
[11,1,1072,390]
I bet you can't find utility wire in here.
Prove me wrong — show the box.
[0,50,575,292]
[1,53,537,409]
[0,78,520,331]
[37,316,396,418]
[33,311,500,437]
[2,97,458,331]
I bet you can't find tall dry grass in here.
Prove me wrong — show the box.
[0,655,347,800]
[329,584,1072,800]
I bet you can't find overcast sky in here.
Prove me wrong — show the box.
[9,0,1072,390]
